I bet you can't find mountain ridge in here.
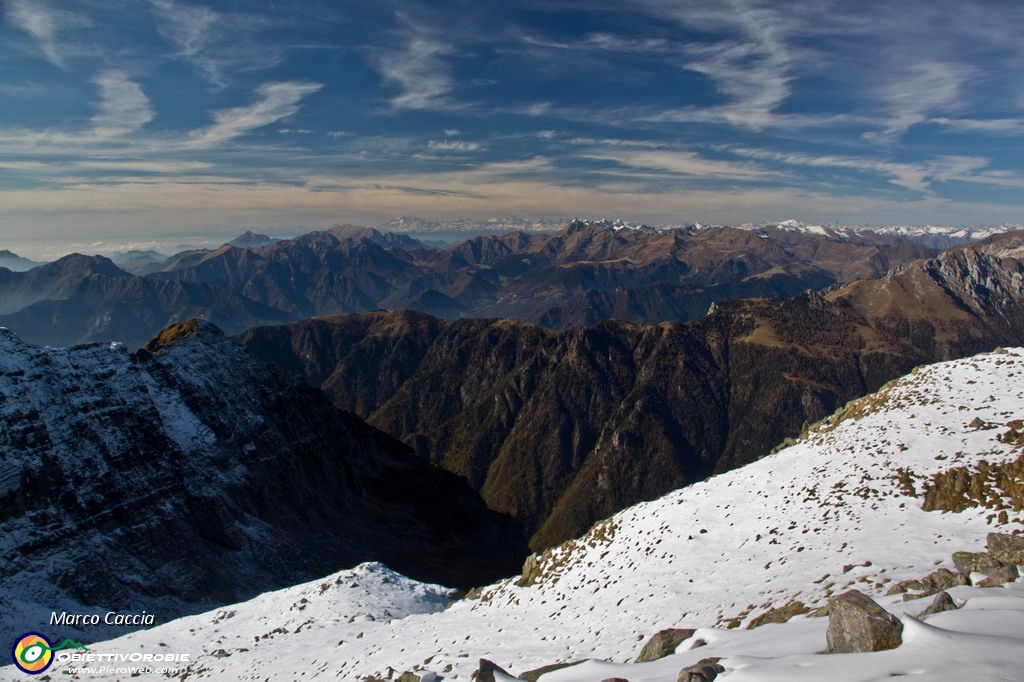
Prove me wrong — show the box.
[0,319,526,642]
[239,235,1024,550]
[0,222,942,347]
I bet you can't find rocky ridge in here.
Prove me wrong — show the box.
[0,320,525,642]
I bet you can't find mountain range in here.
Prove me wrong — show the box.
[0,220,939,348]
[0,319,525,643]
[369,215,1018,249]
[238,232,1024,550]
[17,345,1023,681]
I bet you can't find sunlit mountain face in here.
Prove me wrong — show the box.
[3,0,1024,254]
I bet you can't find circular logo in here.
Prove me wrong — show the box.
[11,632,54,675]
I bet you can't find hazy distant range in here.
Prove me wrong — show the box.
[2,216,1015,262]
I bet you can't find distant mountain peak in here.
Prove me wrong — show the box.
[0,249,44,272]
[227,231,277,248]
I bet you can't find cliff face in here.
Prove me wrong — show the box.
[239,240,1024,551]
[0,320,525,640]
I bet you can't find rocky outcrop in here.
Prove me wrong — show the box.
[746,601,810,628]
[952,551,1007,576]
[886,568,968,599]
[978,564,1020,588]
[917,592,961,619]
[825,590,904,653]
[677,658,725,681]
[398,671,438,682]
[472,659,511,682]
[635,628,698,663]
[518,660,586,681]
[987,532,1024,565]
[0,321,525,642]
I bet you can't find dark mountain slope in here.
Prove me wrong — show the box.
[0,253,127,315]
[239,236,1024,551]
[0,320,525,640]
[0,273,295,348]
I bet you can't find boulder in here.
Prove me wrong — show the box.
[987,533,1024,565]
[473,659,510,682]
[518,660,586,681]
[952,551,1005,576]
[677,658,725,681]
[746,600,809,629]
[886,568,967,597]
[978,563,1020,588]
[826,590,903,653]
[399,672,437,682]
[916,591,960,619]
[600,679,630,682]
[635,628,698,663]
[516,554,543,587]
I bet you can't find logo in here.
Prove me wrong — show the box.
[11,633,87,675]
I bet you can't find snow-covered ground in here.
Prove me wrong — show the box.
[4,348,1024,681]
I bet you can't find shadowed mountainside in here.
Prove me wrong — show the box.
[0,319,526,640]
[239,234,1024,550]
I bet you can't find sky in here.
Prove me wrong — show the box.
[3,0,1024,256]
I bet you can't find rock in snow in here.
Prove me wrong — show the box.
[825,590,903,653]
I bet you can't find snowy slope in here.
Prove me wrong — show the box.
[7,348,1024,681]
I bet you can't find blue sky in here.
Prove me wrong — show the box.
[2,0,1024,255]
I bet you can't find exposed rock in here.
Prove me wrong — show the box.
[518,660,586,681]
[677,657,725,681]
[987,532,1024,565]
[952,551,1005,576]
[978,563,1020,588]
[746,600,809,629]
[398,672,437,682]
[916,591,960,619]
[473,659,510,682]
[517,553,543,588]
[600,678,630,682]
[885,568,967,597]
[635,628,698,663]
[826,590,904,654]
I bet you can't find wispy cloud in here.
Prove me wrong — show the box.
[187,81,323,148]
[374,35,455,110]
[932,117,1024,135]
[866,62,974,143]
[148,0,278,87]
[7,0,90,69]
[631,0,802,130]
[72,160,213,173]
[581,148,784,183]
[727,146,998,194]
[90,71,154,136]
[427,139,481,152]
